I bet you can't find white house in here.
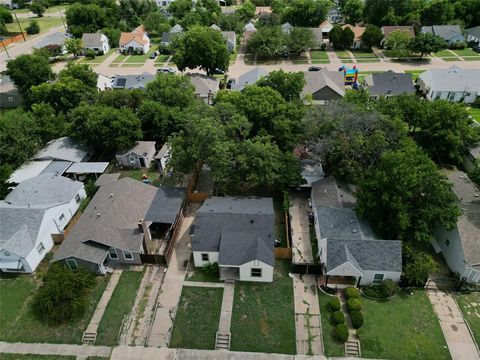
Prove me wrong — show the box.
[465,26,480,44]
[0,174,85,273]
[191,197,275,282]
[312,177,402,287]
[417,66,480,104]
[116,141,156,169]
[432,170,480,285]
[119,26,150,54]
[464,145,480,173]
[81,33,110,54]
[155,143,171,172]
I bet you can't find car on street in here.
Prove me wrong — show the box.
[157,67,175,74]
[308,66,322,71]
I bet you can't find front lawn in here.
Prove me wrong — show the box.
[318,292,345,357]
[351,50,377,58]
[78,49,117,64]
[435,50,457,57]
[334,50,351,59]
[230,260,296,354]
[357,290,451,360]
[466,107,480,122]
[5,16,63,34]
[310,50,330,64]
[2,275,109,344]
[155,54,171,63]
[455,292,480,345]
[96,270,144,346]
[169,286,224,349]
[185,264,223,283]
[404,69,425,81]
[0,355,76,360]
[451,48,480,57]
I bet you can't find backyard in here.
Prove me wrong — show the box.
[118,169,161,187]
[318,292,345,357]
[230,260,296,354]
[169,286,224,349]
[357,290,451,360]
[455,292,480,346]
[5,17,63,34]
[95,270,144,346]
[0,274,109,344]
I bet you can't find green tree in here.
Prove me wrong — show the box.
[356,140,460,243]
[219,13,244,33]
[403,245,440,286]
[172,26,229,76]
[97,88,145,110]
[384,29,411,59]
[281,0,332,27]
[26,20,40,34]
[340,26,354,49]
[145,74,196,108]
[143,11,170,35]
[328,24,343,48]
[287,27,314,54]
[257,70,306,101]
[102,27,121,47]
[236,0,255,21]
[420,0,455,26]
[31,103,67,142]
[360,24,383,48]
[6,54,54,98]
[66,3,109,38]
[0,6,13,23]
[69,104,142,154]
[0,20,7,36]
[64,38,83,57]
[30,1,46,17]
[0,164,14,199]
[59,63,98,88]
[340,0,364,24]
[409,32,447,59]
[246,25,285,58]
[168,0,193,20]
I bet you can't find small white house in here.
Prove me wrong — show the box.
[432,170,480,284]
[116,141,156,169]
[191,197,275,282]
[82,33,110,54]
[155,143,171,172]
[0,174,85,273]
[119,26,150,54]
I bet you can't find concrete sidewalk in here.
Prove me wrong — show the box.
[290,194,314,264]
[218,282,235,334]
[183,281,225,288]
[426,285,480,360]
[0,342,111,358]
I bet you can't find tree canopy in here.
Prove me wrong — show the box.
[384,30,412,59]
[409,32,447,59]
[6,54,54,98]
[280,0,332,27]
[256,70,306,101]
[246,25,285,58]
[361,24,383,48]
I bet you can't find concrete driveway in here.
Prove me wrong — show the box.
[290,193,314,264]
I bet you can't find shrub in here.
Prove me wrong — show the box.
[346,298,362,311]
[380,279,400,297]
[320,43,326,50]
[350,310,364,329]
[85,49,96,59]
[450,41,466,50]
[203,262,219,277]
[26,20,40,35]
[332,310,345,324]
[328,296,341,311]
[345,287,360,299]
[335,323,349,342]
[31,263,95,325]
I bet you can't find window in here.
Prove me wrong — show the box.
[59,214,65,222]
[372,273,384,284]
[448,92,455,100]
[75,194,81,203]
[466,92,471,97]
[109,248,118,259]
[251,268,262,277]
[201,253,209,262]
[66,258,78,270]
[129,155,136,164]
[36,242,45,254]
[445,239,450,247]
[123,251,133,260]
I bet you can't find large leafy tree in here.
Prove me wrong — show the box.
[66,3,109,38]
[69,104,142,154]
[246,26,285,58]
[403,244,440,286]
[356,140,460,243]
[340,0,364,24]
[287,27,315,54]
[257,70,306,102]
[281,0,332,27]
[31,103,67,143]
[64,38,83,57]
[172,26,229,76]
[97,88,145,110]
[6,54,54,98]
[59,63,98,89]
[168,0,193,20]
[145,74,196,108]
[361,24,383,48]
[420,0,455,26]
[409,32,447,59]
[384,29,411,59]
[143,11,170,35]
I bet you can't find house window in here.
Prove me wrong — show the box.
[448,92,455,100]
[372,273,384,284]
[59,214,65,222]
[445,239,450,247]
[109,248,118,259]
[75,194,81,204]
[66,258,78,270]
[129,155,136,164]
[251,268,262,277]
[36,242,45,254]
[201,253,209,262]
[123,251,133,260]
[466,92,471,97]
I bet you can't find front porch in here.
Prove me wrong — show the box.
[318,275,360,289]
[220,267,239,281]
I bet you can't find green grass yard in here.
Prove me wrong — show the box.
[185,265,223,283]
[14,4,70,14]
[119,169,161,187]
[78,49,116,64]
[334,50,352,59]
[351,50,377,58]
[6,16,63,34]
[0,275,109,344]
[404,69,425,81]
[230,260,296,354]
[318,293,345,357]
[435,50,458,58]
[455,292,480,345]
[310,50,330,64]
[169,286,224,349]
[96,270,144,346]
[357,290,451,360]
[451,48,480,57]
[155,54,171,63]
[466,107,480,122]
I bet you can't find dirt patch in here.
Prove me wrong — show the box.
[260,316,270,336]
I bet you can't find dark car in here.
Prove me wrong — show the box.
[308,66,321,71]
[226,78,236,89]
[149,51,158,59]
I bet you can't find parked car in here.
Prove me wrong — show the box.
[157,67,175,74]
[213,68,225,74]
[226,78,236,89]
[308,66,321,71]
[149,51,158,59]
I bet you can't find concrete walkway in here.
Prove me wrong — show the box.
[183,281,225,288]
[146,208,195,347]
[426,283,480,360]
[0,342,111,358]
[84,269,123,338]
[218,282,235,334]
[293,274,323,355]
[290,193,314,264]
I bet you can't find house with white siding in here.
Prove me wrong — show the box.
[191,197,275,282]
[82,33,110,54]
[119,26,150,54]
[116,141,156,169]
[0,174,85,273]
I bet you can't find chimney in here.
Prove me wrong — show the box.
[138,219,144,233]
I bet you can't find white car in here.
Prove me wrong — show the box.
[157,67,175,74]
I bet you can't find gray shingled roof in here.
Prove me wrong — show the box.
[186,74,219,96]
[81,33,105,47]
[117,141,156,157]
[465,26,480,40]
[112,74,156,90]
[419,66,480,93]
[35,32,71,49]
[365,70,414,96]
[33,136,89,163]
[326,238,402,272]
[3,174,83,208]
[192,197,275,266]
[421,25,464,42]
[40,161,72,176]
[301,70,345,98]
[233,67,268,91]
[316,207,375,240]
[53,178,157,264]
[144,187,186,224]
[311,177,356,209]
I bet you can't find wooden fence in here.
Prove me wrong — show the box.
[185,161,210,203]
[274,247,292,259]
[0,33,26,48]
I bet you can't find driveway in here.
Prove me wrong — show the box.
[289,193,314,264]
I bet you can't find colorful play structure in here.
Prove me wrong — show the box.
[339,64,359,86]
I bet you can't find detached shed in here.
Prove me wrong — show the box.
[116,141,156,169]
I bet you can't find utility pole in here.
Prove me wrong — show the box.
[13,12,26,41]
[3,41,10,58]
[59,10,67,32]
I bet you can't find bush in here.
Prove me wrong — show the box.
[345,287,360,299]
[328,296,341,311]
[332,310,345,324]
[0,6,13,23]
[31,263,95,325]
[85,49,96,59]
[26,20,40,35]
[203,262,219,277]
[450,41,467,50]
[335,323,349,342]
[380,279,400,297]
[346,297,362,311]
[350,310,364,329]
[320,43,326,50]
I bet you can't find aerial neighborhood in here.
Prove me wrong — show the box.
[1,0,480,359]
